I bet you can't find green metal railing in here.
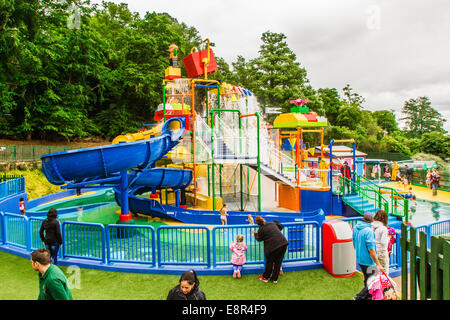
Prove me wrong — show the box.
[355,173,410,222]
[339,176,389,216]
[0,145,77,162]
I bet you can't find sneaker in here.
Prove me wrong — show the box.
[273,280,278,284]
[259,275,269,283]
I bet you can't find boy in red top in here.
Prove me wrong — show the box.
[340,161,352,193]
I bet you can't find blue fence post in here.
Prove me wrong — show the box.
[212,227,217,268]
[206,227,211,268]
[101,224,106,265]
[0,212,5,245]
[316,222,321,263]
[25,216,32,252]
[151,227,156,267]
[105,225,111,265]
[157,227,162,268]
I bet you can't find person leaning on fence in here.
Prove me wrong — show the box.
[39,208,62,265]
[253,216,289,284]
[167,270,206,300]
[30,249,73,300]
[352,212,385,300]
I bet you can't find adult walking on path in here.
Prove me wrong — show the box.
[253,216,289,284]
[372,210,390,276]
[352,212,385,300]
[30,249,73,300]
[39,208,62,265]
[404,165,413,184]
[430,169,440,197]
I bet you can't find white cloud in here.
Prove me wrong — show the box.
[90,0,450,132]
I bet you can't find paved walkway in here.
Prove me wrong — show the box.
[382,182,450,204]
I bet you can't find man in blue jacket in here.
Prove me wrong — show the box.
[352,212,385,300]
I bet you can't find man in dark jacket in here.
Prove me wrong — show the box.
[39,208,62,265]
[253,217,289,283]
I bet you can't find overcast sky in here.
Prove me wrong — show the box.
[91,0,450,132]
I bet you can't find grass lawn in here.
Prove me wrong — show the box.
[0,251,363,300]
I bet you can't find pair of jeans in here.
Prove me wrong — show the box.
[354,264,378,300]
[431,182,438,196]
[46,243,60,265]
[262,244,287,282]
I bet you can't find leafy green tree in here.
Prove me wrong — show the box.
[317,88,341,125]
[250,31,309,121]
[400,96,447,138]
[418,131,450,159]
[373,110,398,134]
[379,135,411,156]
[342,84,365,109]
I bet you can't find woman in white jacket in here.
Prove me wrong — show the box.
[372,210,390,275]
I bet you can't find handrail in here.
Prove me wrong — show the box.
[355,173,409,222]
[340,176,389,216]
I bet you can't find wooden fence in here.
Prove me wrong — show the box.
[401,223,450,300]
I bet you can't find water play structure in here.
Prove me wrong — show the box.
[2,40,448,277]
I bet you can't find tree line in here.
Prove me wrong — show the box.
[1,1,448,160]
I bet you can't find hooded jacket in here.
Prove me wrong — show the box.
[254,221,289,255]
[39,218,62,245]
[166,284,206,300]
[229,242,247,266]
[352,221,376,266]
[372,221,389,253]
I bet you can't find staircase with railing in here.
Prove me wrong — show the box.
[335,173,410,223]
[195,114,297,187]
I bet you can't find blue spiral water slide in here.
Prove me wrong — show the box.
[40,117,190,220]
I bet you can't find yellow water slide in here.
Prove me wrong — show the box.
[112,123,164,144]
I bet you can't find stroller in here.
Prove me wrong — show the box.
[367,271,399,300]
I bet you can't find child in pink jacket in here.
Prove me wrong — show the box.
[229,234,247,279]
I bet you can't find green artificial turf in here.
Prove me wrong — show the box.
[0,251,363,300]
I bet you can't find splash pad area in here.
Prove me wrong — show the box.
[2,41,449,278]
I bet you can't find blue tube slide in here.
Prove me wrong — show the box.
[40,118,186,185]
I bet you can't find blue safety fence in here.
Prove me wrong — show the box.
[212,222,321,267]
[157,226,211,267]
[0,177,25,199]
[212,224,263,267]
[62,221,106,263]
[106,224,156,266]
[29,217,46,251]
[1,206,449,274]
[2,213,28,249]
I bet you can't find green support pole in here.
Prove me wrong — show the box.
[256,112,262,212]
[207,164,210,197]
[209,107,241,211]
[239,115,243,211]
[219,164,223,198]
[210,114,216,210]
